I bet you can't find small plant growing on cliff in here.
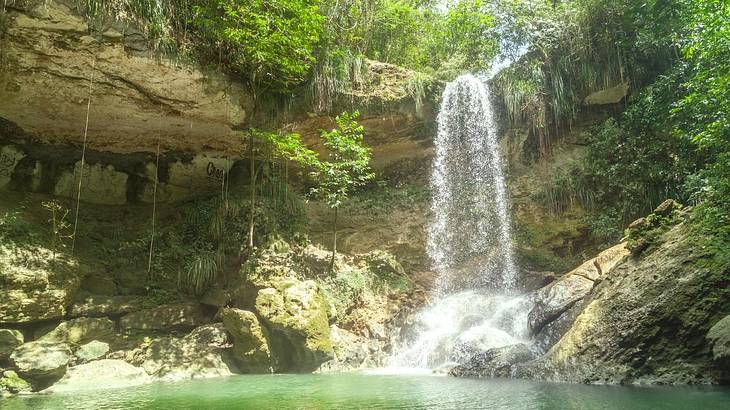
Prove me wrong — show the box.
[306,111,375,271]
[41,200,72,259]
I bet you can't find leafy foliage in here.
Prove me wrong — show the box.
[305,111,375,210]
[192,0,325,92]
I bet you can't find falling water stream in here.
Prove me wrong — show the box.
[389,73,531,370]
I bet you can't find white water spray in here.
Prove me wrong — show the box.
[390,67,530,370]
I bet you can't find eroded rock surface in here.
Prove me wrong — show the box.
[44,359,150,392]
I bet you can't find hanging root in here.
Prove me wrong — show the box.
[71,56,96,254]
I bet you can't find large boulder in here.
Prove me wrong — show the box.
[254,278,334,372]
[520,220,730,384]
[137,324,237,381]
[0,329,24,361]
[75,340,110,363]
[219,308,273,373]
[38,317,115,346]
[70,294,143,317]
[450,344,536,378]
[0,256,82,324]
[43,359,151,393]
[528,243,629,335]
[119,303,208,331]
[10,341,71,388]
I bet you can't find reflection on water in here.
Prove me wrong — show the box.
[3,373,730,410]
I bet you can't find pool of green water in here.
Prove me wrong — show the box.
[3,373,729,409]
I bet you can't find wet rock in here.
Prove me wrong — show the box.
[531,303,583,354]
[255,278,334,372]
[43,359,151,392]
[71,294,143,317]
[220,308,273,373]
[10,341,71,388]
[318,325,370,372]
[528,274,593,335]
[74,340,110,363]
[524,220,730,384]
[449,344,536,378]
[0,370,31,394]
[517,271,558,292]
[39,317,115,347]
[119,303,208,331]
[136,324,237,381]
[0,329,24,361]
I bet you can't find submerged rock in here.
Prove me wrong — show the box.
[449,344,535,378]
[119,303,208,331]
[219,308,273,373]
[255,278,334,372]
[10,341,72,388]
[0,329,24,361]
[43,359,151,392]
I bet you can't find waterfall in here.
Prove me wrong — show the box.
[389,74,530,370]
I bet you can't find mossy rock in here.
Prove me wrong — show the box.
[254,278,333,372]
[219,308,273,373]
[0,370,31,394]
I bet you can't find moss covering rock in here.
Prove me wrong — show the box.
[10,341,72,389]
[38,317,115,347]
[119,303,208,331]
[219,308,273,373]
[255,278,334,372]
[0,370,31,394]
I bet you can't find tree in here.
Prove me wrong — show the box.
[192,0,324,248]
[307,111,375,270]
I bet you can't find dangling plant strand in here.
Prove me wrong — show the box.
[147,134,160,274]
[71,56,96,254]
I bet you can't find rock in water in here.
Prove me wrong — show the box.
[255,278,334,372]
[0,329,24,361]
[43,360,151,392]
[119,303,208,331]
[137,324,237,381]
[220,308,273,373]
[75,340,110,363]
[10,341,71,388]
[449,344,535,378]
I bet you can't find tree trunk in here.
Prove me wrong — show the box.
[248,134,256,248]
[330,207,338,272]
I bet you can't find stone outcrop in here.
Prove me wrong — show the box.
[517,216,729,384]
[38,317,115,347]
[583,82,630,105]
[135,324,237,381]
[0,329,24,361]
[0,252,82,324]
[254,278,334,372]
[0,0,250,155]
[10,341,72,388]
[119,303,208,331]
[70,294,143,317]
[219,308,273,373]
[43,359,151,393]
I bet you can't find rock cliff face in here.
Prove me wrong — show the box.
[452,203,730,385]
